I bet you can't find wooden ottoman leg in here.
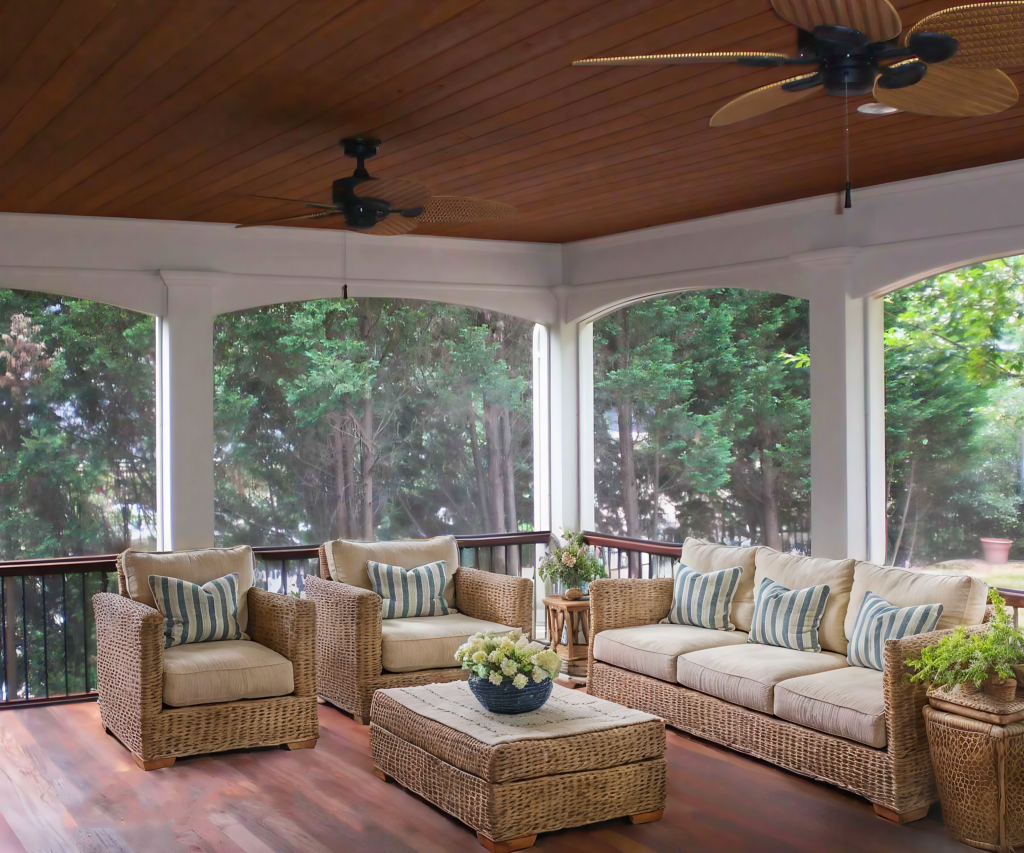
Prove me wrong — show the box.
[373,765,395,783]
[628,809,665,825]
[872,804,929,824]
[284,739,317,750]
[133,754,176,771]
[476,832,536,853]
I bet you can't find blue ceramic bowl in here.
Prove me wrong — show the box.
[468,674,553,714]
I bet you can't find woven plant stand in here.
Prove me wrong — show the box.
[369,687,667,852]
[924,705,1024,853]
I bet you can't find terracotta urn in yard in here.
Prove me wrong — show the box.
[981,537,1013,564]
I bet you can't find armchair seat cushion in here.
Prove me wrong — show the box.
[774,667,887,748]
[162,639,294,708]
[593,624,748,683]
[380,614,515,673]
[676,643,848,714]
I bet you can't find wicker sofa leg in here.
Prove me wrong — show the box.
[475,832,537,853]
[872,804,930,824]
[285,739,318,750]
[133,754,175,771]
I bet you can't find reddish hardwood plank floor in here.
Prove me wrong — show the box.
[0,701,976,852]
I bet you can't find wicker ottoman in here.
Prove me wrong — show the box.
[370,682,667,852]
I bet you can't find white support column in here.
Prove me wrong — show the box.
[533,324,550,533]
[864,295,887,564]
[157,272,216,550]
[578,323,595,532]
[548,291,581,534]
[807,256,871,560]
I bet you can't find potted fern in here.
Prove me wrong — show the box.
[908,589,1024,703]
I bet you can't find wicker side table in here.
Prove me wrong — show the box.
[924,705,1024,852]
[543,595,590,678]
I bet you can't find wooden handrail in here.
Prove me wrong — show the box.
[998,588,1024,610]
[455,531,550,547]
[583,531,683,558]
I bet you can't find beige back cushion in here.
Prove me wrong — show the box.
[679,539,759,632]
[845,562,989,637]
[754,549,856,655]
[323,536,459,609]
[119,546,255,632]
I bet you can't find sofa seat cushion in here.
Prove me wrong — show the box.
[380,614,515,673]
[594,624,749,683]
[775,667,887,748]
[677,643,849,714]
[162,640,294,708]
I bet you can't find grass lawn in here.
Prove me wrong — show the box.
[923,559,1024,592]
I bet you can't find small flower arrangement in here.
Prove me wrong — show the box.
[538,530,606,593]
[455,630,562,689]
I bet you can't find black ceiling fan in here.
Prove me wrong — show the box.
[237,137,516,235]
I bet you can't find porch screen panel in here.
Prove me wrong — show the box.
[0,289,156,559]
[213,298,534,547]
[592,290,810,567]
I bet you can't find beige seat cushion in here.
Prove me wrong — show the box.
[381,614,515,673]
[679,539,759,632]
[677,643,849,714]
[846,562,989,637]
[162,640,293,708]
[775,667,887,748]
[120,546,255,632]
[754,549,855,655]
[594,624,749,683]
[323,536,459,610]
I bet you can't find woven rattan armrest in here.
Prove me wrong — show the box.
[883,622,991,757]
[92,592,165,753]
[455,567,533,635]
[247,587,317,697]
[304,574,384,680]
[587,578,674,682]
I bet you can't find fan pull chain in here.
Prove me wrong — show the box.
[844,81,852,209]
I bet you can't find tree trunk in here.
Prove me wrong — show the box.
[484,402,505,533]
[889,459,915,566]
[760,448,782,550]
[649,429,661,541]
[360,395,374,541]
[501,407,517,534]
[469,411,490,531]
[331,414,350,539]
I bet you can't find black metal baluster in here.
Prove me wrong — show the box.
[281,558,289,596]
[21,574,28,701]
[82,572,89,694]
[1,576,6,703]
[62,572,69,697]
[41,575,49,699]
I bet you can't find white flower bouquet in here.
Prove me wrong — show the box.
[455,630,562,689]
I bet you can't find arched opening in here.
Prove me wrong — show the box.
[592,288,810,572]
[213,297,535,549]
[0,289,156,560]
[884,254,1024,589]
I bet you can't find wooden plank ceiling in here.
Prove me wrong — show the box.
[1,0,1023,244]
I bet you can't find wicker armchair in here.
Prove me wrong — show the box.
[307,536,533,724]
[93,547,319,770]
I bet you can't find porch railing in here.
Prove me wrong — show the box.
[0,531,553,708]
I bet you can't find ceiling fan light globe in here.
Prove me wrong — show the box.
[857,101,901,115]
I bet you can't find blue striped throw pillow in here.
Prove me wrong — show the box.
[662,563,742,630]
[847,591,943,671]
[366,560,451,619]
[748,577,830,653]
[148,572,248,649]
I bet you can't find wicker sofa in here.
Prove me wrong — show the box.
[587,539,991,824]
[306,535,533,724]
[94,546,319,770]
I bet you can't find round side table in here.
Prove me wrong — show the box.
[542,595,591,679]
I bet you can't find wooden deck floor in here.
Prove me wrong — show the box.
[0,701,977,853]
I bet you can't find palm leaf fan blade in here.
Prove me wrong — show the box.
[235,211,341,228]
[572,51,792,67]
[353,177,432,209]
[710,74,822,127]
[771,0,902,43]
[416,197,516,224]
[907,1,1024,68]
[874,65,1018,116]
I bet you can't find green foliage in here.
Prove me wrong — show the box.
[908,589,1024,688]
[537,531,606,589]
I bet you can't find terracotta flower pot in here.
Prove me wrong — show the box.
[980,537,1013,564]
[984,676,1019,703]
